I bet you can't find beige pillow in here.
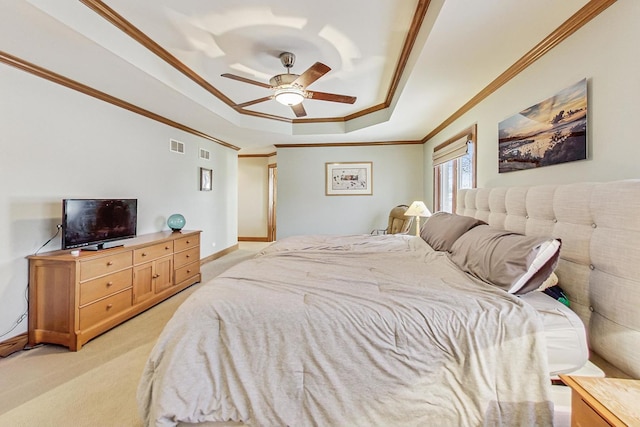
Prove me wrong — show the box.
[449,225,561,295]
[419,212,486,252]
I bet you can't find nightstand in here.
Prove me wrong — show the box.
[559,375,640,427]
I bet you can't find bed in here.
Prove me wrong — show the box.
[138,179,640,426]
[457,179,640,380]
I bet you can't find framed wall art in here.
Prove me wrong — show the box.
[325,162,373,196]
[498,78,587,173]
[200,167,212,191]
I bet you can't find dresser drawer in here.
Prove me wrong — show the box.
[174,234,200,252]
[134,241,174,264]
[174,246,200,269]
[175,262,200,284]
[80,251,133,281]
[79,289,132,330]
[80,268,132,305]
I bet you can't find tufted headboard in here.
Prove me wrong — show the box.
[457,180,640,379]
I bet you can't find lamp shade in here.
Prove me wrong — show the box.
[405,201,432,218]
[405,201,431,237]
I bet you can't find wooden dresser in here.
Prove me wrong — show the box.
[28,230,201,351]
[560,374,640,427]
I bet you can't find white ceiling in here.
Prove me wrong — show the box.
[2,0,590,153]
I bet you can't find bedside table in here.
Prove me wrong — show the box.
[559,375,640,427]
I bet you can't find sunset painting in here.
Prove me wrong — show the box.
[498,79,587,173]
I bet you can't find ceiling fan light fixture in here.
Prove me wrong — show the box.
[221,52,355,117]
[274,87,305,106]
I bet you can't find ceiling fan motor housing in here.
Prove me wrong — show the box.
[269,73,300,87]
[279,52,296,69]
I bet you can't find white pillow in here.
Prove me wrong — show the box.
[508,239,561,294]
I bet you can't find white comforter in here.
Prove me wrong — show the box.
[138,234,552,426]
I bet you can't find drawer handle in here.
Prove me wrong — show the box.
[106,281,113,287]
[153,274,160,279]
[165,246,170,250]
[186,240,190,244]
[186,254,190,258]
[142,252,147,257]
[107,261,113,266]
[186,269,191,273]
[106,304,113,310]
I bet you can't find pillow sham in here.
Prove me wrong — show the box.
[419,212,486,252]
[449,224,561,295]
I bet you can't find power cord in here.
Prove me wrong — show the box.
[0,224,62,339]
[0,285,29,339]
[34,224,62,255]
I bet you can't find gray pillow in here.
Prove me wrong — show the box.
[449,225,561,295]
[420,212,486,252]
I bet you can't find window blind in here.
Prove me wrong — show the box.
[432,135,470,166]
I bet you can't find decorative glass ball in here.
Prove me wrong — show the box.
[167,214,186,232]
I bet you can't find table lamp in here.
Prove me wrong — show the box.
[405,201,432,236]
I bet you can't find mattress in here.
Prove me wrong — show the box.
[520,291,588,376]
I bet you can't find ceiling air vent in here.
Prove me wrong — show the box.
[199,148,211,160]
[169,139,185,154]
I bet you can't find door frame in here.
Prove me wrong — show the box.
[267,163,277,242]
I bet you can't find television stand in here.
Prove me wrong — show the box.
[27,230,202,351]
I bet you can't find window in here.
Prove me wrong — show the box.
[433,124,477,213]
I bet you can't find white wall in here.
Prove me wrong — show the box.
[423,0,640,203]
[0,64,238,341]
[238,157,269,238]
[276,144,424,238]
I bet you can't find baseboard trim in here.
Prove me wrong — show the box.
[0,332,28,357]
[238,237,269,242]
[200,243,239,264]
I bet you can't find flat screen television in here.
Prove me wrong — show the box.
[61,199,137,250]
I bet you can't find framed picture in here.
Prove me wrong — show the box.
[200,167,212,191]
[498,78,587,173]
[325,162,373,196]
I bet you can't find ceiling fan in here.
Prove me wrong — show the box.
[221,52,356,118]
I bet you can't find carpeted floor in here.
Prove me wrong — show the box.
[0,242,267,427]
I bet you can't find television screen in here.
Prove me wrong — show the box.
[62,199,137,250]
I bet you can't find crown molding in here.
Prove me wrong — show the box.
[3,0,615,153]
[0,50,240,151]
[81,0,431,125]
[275,140,423,149]
[238,152,277,158]
[79,0,234,106]
[422,0,616,143]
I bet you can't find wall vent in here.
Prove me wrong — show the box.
[170,139,185,154]
[199,148,211,160]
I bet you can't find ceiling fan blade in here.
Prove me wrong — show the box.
[291,103,307,118]
[236,96,272,108]
[293,62,331,88]
[221,73,272,89]
[306,90,356,104]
